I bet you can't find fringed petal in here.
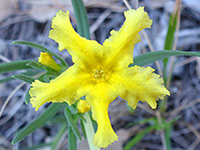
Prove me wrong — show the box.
[84,83,119,148]
[30,65,90,111]
[119,66,170,109]
[103,7,152,69]
[49,11,103,70]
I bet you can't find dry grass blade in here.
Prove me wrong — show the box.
[179,121,200,150]
[0,55,11,63]
[169,98,200,117]
[90,10,111,34]
[0,82,25,117]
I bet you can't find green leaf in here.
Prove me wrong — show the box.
[0,60,32,74]
[164,125,172,150]
[64,107,81,140]
[43,74,56,82]
[27,61,61,75]
[71,0,90,39]
[48,114,66,125]
[26,61,44,70]
[130,50,200,67]
[123,125,156,150]
[0,69,43,83]
[164,13,178,50]
[68,126,77,150]
[163,11,178,81]
[24,88,31,104]
[12,103,64,144]
[68,105,78,114]
[0,76,14,83]
[12,74,35,84]
[51,124,67,150]
[80,119,86,139]
[13,41,68,67]
[78,113,86,122]
[20,143,51,150]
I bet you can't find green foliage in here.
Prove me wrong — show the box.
[131,50,200,67]
[51,124,67,150]
[12,103,65,144]
[68,126,77,150]
[163,12,178,78]
[13,41,68,68]
[123,125,156,150]
[64,107,82,141]
[71,0,90,39]
[0,60,32,74]
[12,74,35,84]
[24,88,31,104]
[20,143,52,150]
[0,76,14,83]
[164,12,178,50]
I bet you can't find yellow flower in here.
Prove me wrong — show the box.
[77,100,91,113]
[38,52,61,71]
[30,7,170,148]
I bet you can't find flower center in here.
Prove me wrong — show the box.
[93,67,108,82]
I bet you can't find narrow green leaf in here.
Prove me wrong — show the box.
[26,61,44,70]
[71,0,90,39]
[24,88,31,104]
[13,41,68,67]
[22,69,44,76]
[78,113,86,122]
[68,105,78,114]
[0,60,32,74]
[12,74,35,84]
[43,74,56,83]
[27,61,61,75]
[130,50,200,67]
[20,143,51,150]
[80,119,86,139]
[64,107,81,140]
[0,69,43,83]
[123,125,156,150]
[163,11,178,81]
[12,103,64,144]
[0,76,14,83]
[68,126,77,150]
[164,13,178,50]
[48,114,66,125]
[164,125,172,150]
[51,124,67,150]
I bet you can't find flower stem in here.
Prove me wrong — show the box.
[83,112,100,150]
